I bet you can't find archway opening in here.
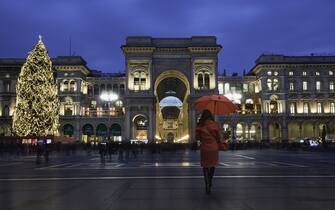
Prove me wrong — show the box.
[154,70,190,143]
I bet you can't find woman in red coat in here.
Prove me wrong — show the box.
[196,109,220,194]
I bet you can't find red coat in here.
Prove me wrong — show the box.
[196,119,220,167]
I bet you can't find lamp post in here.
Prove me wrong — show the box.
[100,91,119,141]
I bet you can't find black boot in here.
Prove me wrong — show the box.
[209,167,215,189]
[203,168,211,194]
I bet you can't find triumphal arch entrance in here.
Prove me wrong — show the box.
[122,36,221,143]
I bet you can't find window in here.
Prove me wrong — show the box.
[204,74,210,89]
[330,81,334,91]
[331,103,335,113]
[330,71,334,76]
[133,71,147,91]
[273,79,279,91]
[70,81,76,92]
[218,83,224,95]
[94,84,99,95]
[303,103,309,113]
[303,81,308,91]
[316,81,321,91]
[198,74,203,88]
[289,82,294,91]
[3,81,10,92]
[63,81,69,92]
[267,71,272,76]
[289,71,293,76]
[243,83,248,92]
[317,103,322,113]
[316,71,320,76]
[290,103,296,114]
[267,79,272,91]
[274,71,278,76]
[224,83,230,94]
[303,71,307,76]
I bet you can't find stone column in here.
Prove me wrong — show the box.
[281,121,288,142]
[124,105,131,142]
[75,120,80,142]
[148,104,155,142]
[299,124,302,138]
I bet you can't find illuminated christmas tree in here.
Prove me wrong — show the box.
[13,36,60,137]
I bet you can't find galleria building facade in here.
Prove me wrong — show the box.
[1,36,335,143]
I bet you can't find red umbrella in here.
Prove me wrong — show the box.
[194,95,237,115]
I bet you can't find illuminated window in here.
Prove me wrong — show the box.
[331,103,335,113]
[289,71,293,76]
[317,102,322,113]
[198,73,210,90]
[303,103,309,113]
[330,71,334,76]
[133,71,147,91]
[218,83,224,95]
[316,81,321,91]
[267,79,272,91]
[243,83,248,92]
[290,103,296,114]
[330,81,334,91]
[289,82,294,91]
[224,83,230,94]
[70,81,76,92]
[63,81,69,92]
[274,71,278,76]
[267,71,272,76]
[316,71,320,76]
[303,71,307,76]
[273,79,279,91]
[303,81,308,91]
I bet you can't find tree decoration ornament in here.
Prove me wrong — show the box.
[13,36,60,137]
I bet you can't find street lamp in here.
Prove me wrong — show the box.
[100,91,119,141]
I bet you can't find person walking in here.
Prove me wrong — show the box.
[196,109,220,194]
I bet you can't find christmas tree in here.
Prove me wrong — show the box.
[13,36,60,137]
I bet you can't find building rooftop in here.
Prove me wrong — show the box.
[123,36,221,48]
[255,54,335,64]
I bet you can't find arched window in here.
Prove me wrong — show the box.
[224,83,230,94]
[94,84,99,96]
[107,84,112,91]
[273,79,279,91]
[317,102,322,113]
[303,103,309,113]
[133,71,147,91]
[69,81,76,92]
[204,74,210,89]
[100,84,106,92]
[63,80,69,92]
[113,84,119,93]
[198,73,203,89]
[267,79,272,91]
[331,102,335,113]
[290,103,296,114]
[120,84,125,95]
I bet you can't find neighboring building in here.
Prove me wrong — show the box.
[1,37,335,143]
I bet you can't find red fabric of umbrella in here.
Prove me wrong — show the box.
[194,95,237,115]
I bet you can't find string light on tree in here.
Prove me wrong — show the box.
[13,35,60,137]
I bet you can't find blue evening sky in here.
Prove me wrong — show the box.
[1,0,334,74]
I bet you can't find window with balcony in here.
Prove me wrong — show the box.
[331,102,335,113]
[303,103,309,113]
[290,103,296,114]
[317,102,322,113]
[316,81,321,91]
[330,81,334,91]
[303,81,308,91]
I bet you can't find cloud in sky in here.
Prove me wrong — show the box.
[0,0,334,74]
